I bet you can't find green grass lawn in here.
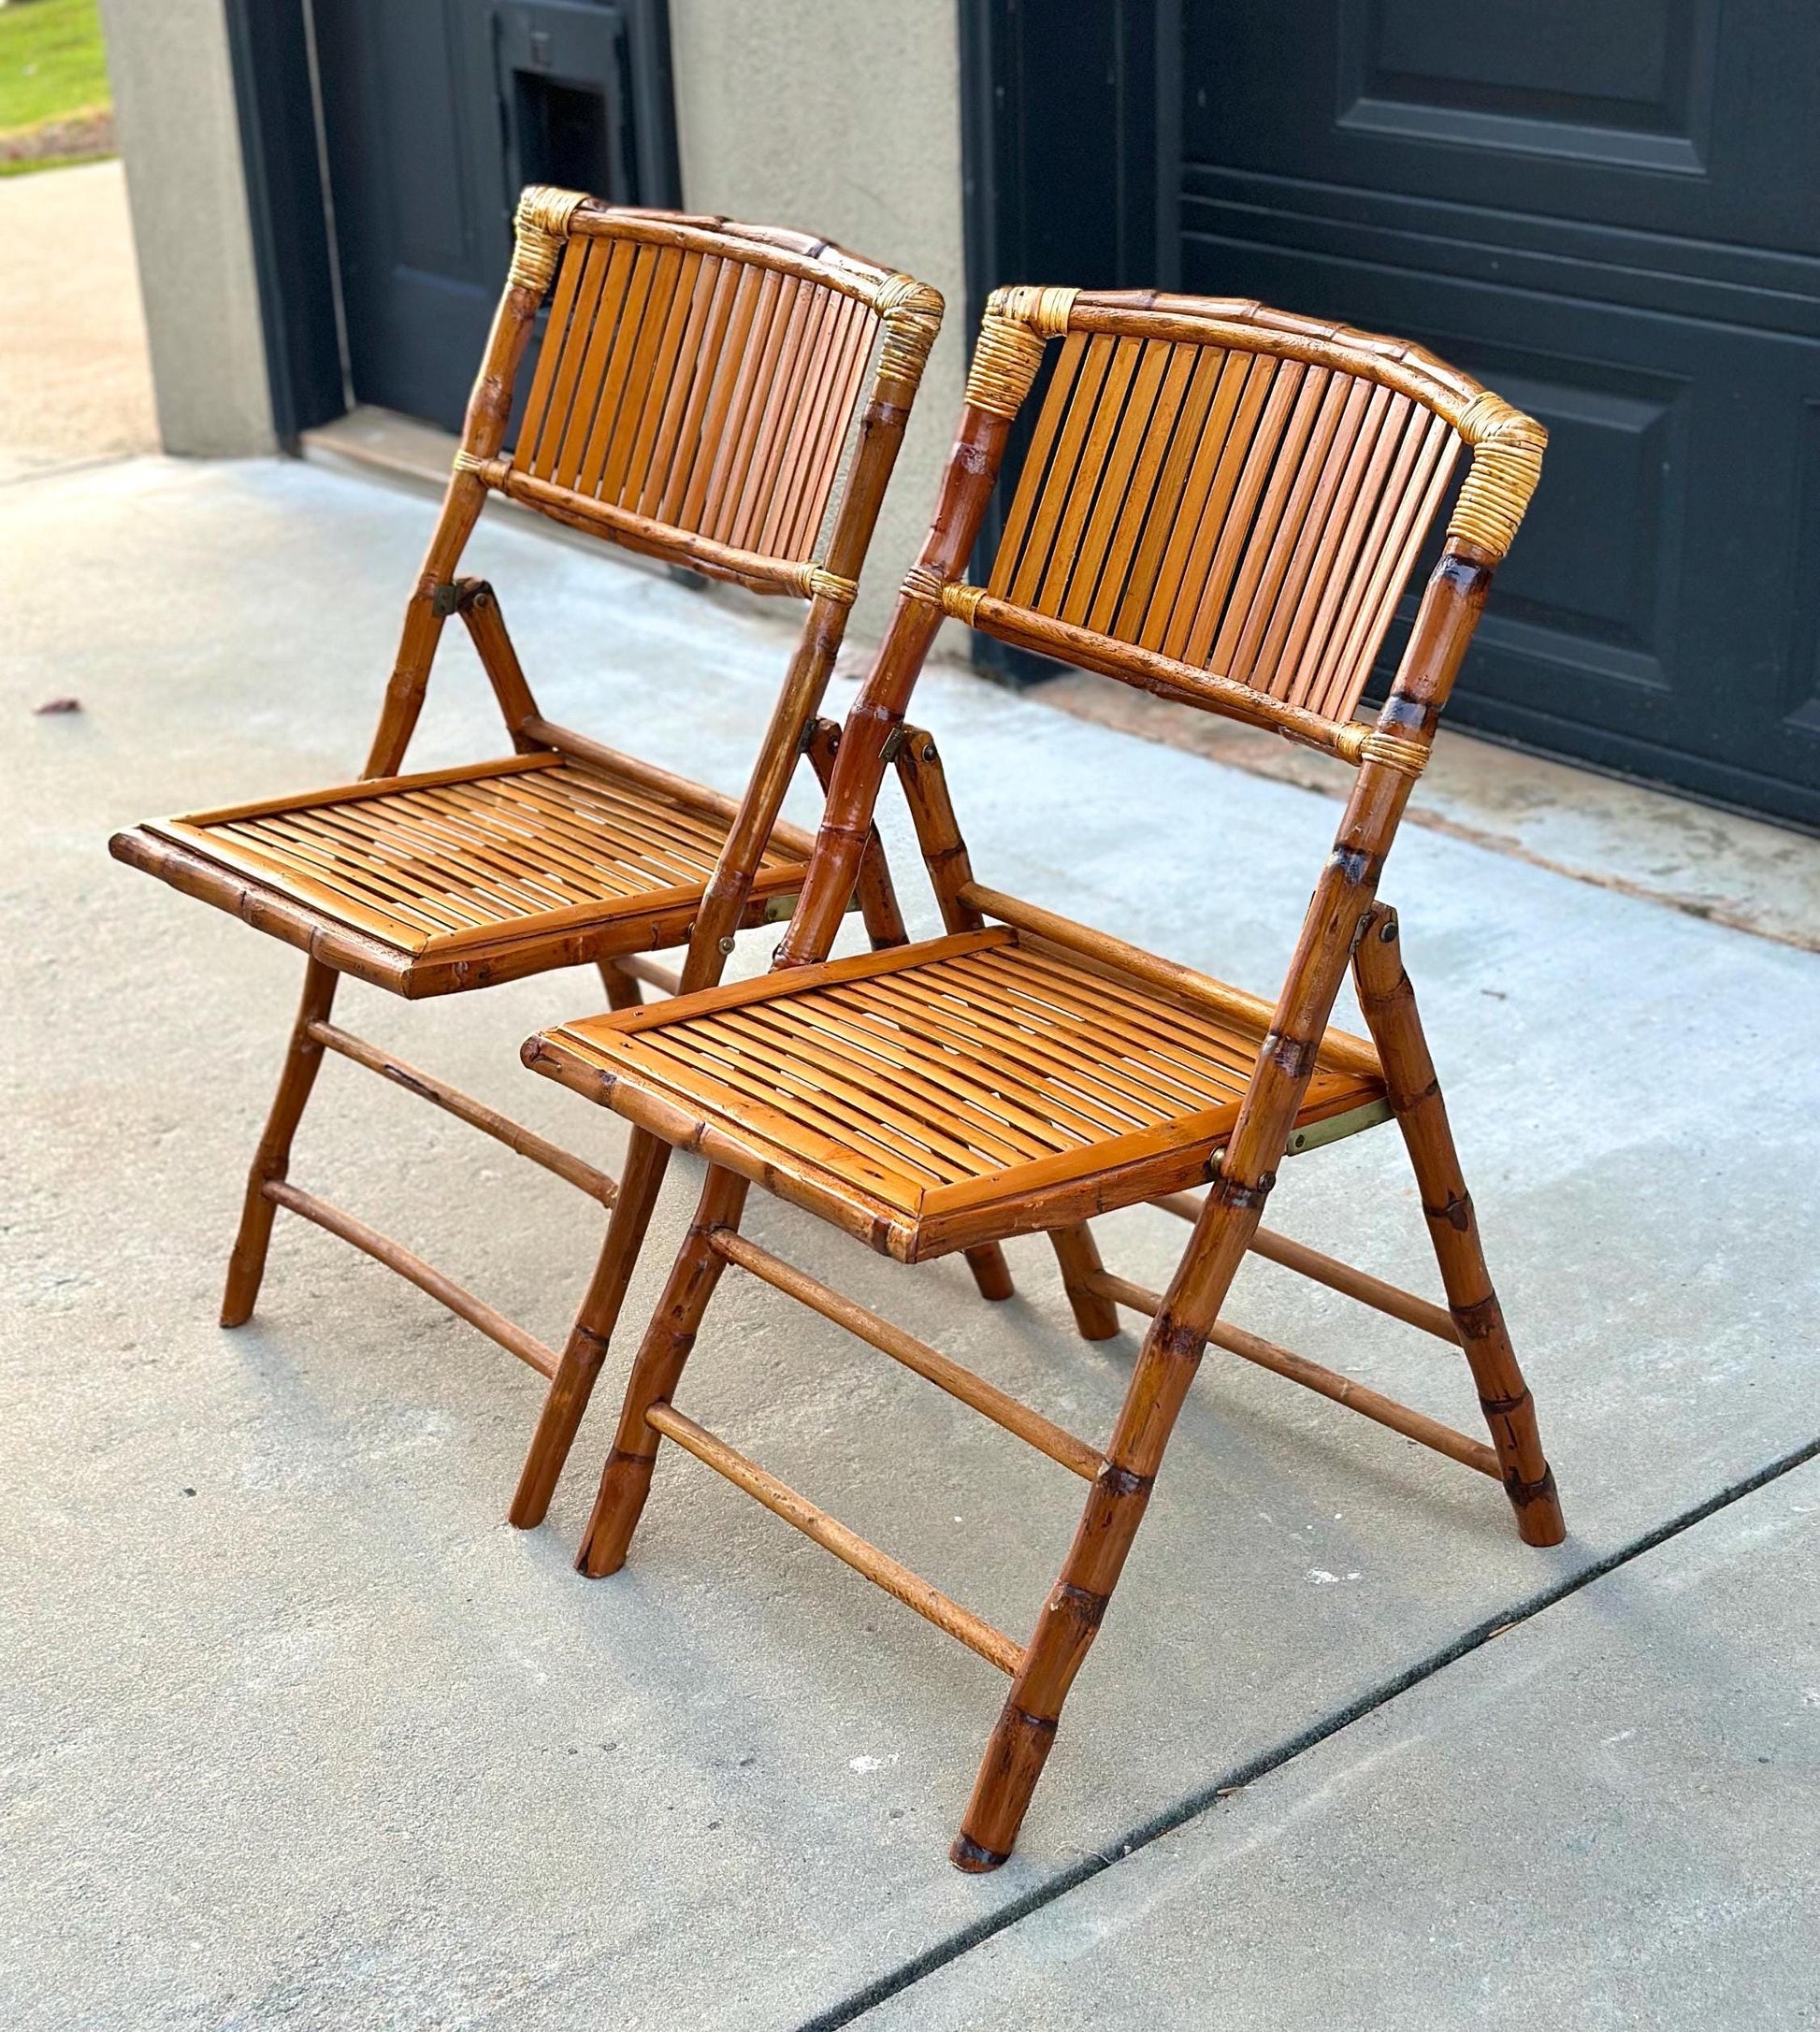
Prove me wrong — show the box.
[0,0,109,137]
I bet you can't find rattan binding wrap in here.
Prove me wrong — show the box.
[509,185,586,296]
[963,286,1075,418]
[874,276,946,400]
[794,566,860,605]
[1341,728,1432,776]
[1448,391,1547,561]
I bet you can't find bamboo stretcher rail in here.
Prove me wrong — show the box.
[262,1182,560,1378]
[951,591,1371,761]
[1150,1193,1460,1344]
[643,1402,1026,1675]
[615,955,682,996]
[710,1231,1102,1479]
[308,1021,617,1204]
[1084,1270,1497,1477]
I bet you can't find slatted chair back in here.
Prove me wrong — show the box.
[911,289,1541,773]
[366,187,941,779]
[776,288,1543,973]
[470,193,936,601]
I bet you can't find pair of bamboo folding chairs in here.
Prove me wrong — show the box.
[115,186,1564,1872]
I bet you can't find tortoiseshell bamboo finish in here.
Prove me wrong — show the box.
[109,186,946,1521]
[527,283,1565,1870]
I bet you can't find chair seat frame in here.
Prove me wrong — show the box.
[525,284,1568,1870]
[108,187,1002,1494]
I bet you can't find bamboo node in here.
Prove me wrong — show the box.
[942,583,985,626]
[509,184,585,296]
[874,275,945,395]
[1448,391,1547,559]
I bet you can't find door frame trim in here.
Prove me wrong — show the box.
[222,0,683,446]
[957,0,1181,683]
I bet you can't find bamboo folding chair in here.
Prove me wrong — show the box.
[522,284,1567,1869]
[108,185,963,1507]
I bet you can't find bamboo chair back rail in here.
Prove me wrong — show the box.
[476,195,934,600]
[937,289,1543,768]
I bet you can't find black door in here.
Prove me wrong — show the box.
[311,0,679,433]
[967,1,1820,826]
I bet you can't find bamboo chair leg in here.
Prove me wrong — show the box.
[1352,905,1565,1548]
[1047,1223,1120,1339]
[221,958,340,1328]
[598,958,644,1011]
[577,1163,752,1576]
[963,1244,1015,1302]
[954,1187,1255,1869]
[803,716,908,953]
[509,1126,674,1529]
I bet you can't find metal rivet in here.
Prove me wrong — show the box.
[718,935,737,955]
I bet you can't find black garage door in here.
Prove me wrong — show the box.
[964,1,1820,827]
[311,0,679,434]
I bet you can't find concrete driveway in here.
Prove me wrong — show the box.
[3,455,1816,2028]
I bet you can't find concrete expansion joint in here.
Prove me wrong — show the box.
[809,1434,1820,2032]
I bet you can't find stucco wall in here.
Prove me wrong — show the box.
[97,0,274,456]
[668,0,967,639]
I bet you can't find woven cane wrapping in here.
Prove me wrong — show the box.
[1448,390,1547,560]
[508,185,585,296]
[874,275,945,398]
[1356,728,1432,776]
[963,290,1050,418]
[792,566,859,605]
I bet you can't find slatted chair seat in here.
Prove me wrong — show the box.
[119,746,809,995]
[527,925,1387,1261]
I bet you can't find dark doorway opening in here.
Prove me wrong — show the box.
[224,0,680,443]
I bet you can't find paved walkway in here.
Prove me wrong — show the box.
[3,454,1816,2028]
[0,159,157,483]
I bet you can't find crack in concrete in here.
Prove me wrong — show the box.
[800,1430,1820,2031]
